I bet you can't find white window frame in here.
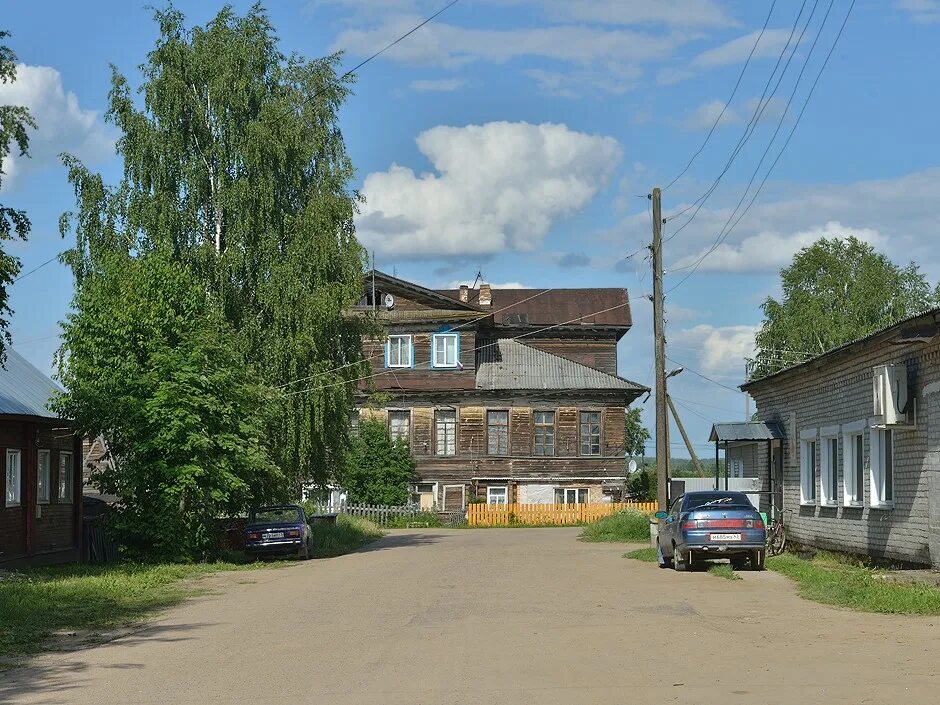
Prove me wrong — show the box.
[388,410,411,443]
[434,408,457,456]
[799,429,818,506]
[869,425,895,509]
[386,335,413,368]
[555,487,588,505]
[58,451,74,503]
[819,426,840,507]
[413,482,438,509]
[487,485,508,505]
[5,449,21,507]
[431,333,459,369]
[842,420,866,506]
[37,449,51,504]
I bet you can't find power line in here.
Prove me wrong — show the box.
[662,0,812,239]
[286,300,634,397]
[341,0,461,80]
[667,0,854,293]
[665,354,743,394]
[12,255,58,283]
[662,0,778,192]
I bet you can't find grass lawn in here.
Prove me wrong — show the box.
[579,511,651,543]
[624,547,657,562]
[0,560,282,659]
[0,515,384,660]
[706,563,741,580]
[767,551,940,615]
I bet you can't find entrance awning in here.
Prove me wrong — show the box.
[708,421,784,443]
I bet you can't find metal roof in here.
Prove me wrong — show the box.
[0,349,63,419]
[476,339,647,393]
[436,287,633,328]
[709,421,785,443]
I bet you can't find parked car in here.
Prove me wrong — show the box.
[655,491,766,571]
[244,504,312,559]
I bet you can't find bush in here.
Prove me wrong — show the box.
[386,512,442,528]
[579,510,651,543]
[625,467,657,502]
[309,514,384,558]
[341,420,416,505]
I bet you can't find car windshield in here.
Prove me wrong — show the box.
[684,493,753,510]
[250,507,302,524]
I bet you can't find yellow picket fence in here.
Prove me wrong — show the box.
[467,501,658,527]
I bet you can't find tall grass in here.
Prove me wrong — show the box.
[310,514,384,558]
[579,510,651,543]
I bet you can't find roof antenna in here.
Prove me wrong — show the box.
[470,269,484,289]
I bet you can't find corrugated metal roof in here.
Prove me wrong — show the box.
[0,349,63,419]
[709,421,784,443]
[476,339,647,392]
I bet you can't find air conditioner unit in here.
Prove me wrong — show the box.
[872,364,909,425]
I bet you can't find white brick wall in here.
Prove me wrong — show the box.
[748,337,940,566]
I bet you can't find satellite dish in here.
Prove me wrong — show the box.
[628,459,638,474]
[384,293,395,310]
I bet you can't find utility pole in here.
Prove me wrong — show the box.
[651,187,669,512]
[667,395,704,477]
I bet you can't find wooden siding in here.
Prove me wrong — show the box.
[361,331,477,392]
[556,407,579,457]
[603,407,626,455]
[525,337,619,375]
[510,407,533,455]
[412,407,433,456]
[458,406,485,455]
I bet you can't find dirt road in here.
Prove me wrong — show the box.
[3,528,938,704]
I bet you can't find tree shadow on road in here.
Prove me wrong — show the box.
[352,532,445,554]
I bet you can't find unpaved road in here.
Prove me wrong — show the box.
[2,528,938,704]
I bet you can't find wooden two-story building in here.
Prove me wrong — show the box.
[353,272,648,510]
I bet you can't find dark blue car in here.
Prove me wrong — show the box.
[655,491,766,571]
[244,505,312,559]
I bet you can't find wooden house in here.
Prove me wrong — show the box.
[352,271,648,510]
[0,350,83,566]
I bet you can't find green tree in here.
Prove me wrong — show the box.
[341,420,415,505]
[0,31,37,362]
[749,237,940,378]
[59,4,365,491]
[55,252,283,561]
[624,407,650,458]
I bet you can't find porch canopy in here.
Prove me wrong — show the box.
[708,421,784,501]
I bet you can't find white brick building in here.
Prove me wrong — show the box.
[742,308,940,567]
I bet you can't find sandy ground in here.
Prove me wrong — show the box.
[2,527,938,704]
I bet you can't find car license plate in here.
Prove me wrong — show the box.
[265,532,285,539]
[710,533,741,541]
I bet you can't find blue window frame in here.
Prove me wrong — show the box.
[431,333,460,369]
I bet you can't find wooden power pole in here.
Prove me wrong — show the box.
[651,187,669,512]
[667,395,704,477]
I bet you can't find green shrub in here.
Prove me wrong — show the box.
[386,512,442,528]
[310,514,384,558]
[579,510,651,543]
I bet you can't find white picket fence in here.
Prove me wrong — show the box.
[672,477,763,509]
[310,503,427,527]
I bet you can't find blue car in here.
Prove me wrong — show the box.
[244,505,312,559]
[655,491,766,571]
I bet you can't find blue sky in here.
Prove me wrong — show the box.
[3,0,940,457]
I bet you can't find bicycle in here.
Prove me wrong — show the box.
[766,509,793,556]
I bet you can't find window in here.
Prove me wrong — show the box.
[435,409,456,456]
[579,411,601,456]
[555,487,588,505]
[5,449,21,506]
[534,411,555,456]
[431,333,459,368]
[37,449,51,504]
[388,411,410,443]
[386,335,413,368]
[487,486,508,505]
[870,428,895,508]
[58,451,73,502]
[800,438,817,505]
[487,410,509,455]
[843,428,865,505]
[820,435,839,506]
[349,410,360,437]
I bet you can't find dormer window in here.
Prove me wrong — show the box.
[432,333,459,368]
[386,335,413,368]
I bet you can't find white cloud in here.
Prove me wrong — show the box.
[525,62,643,97]
[0,64,113,191]
[679,100,740,130]
[409,78,465,92]
[691,28,796,68]
[673,324,758,376]
[896,0,940,23]
[671,222,886,273]
[356,121,622,257]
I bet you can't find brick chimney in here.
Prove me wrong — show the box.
[479,283,492,307]
[459,284,469,302]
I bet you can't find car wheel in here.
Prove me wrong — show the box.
[750,549,765,571]
[298,540,311,560]
[730,555,748,571]
[672,544,689,572]
[657,540,673,569]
